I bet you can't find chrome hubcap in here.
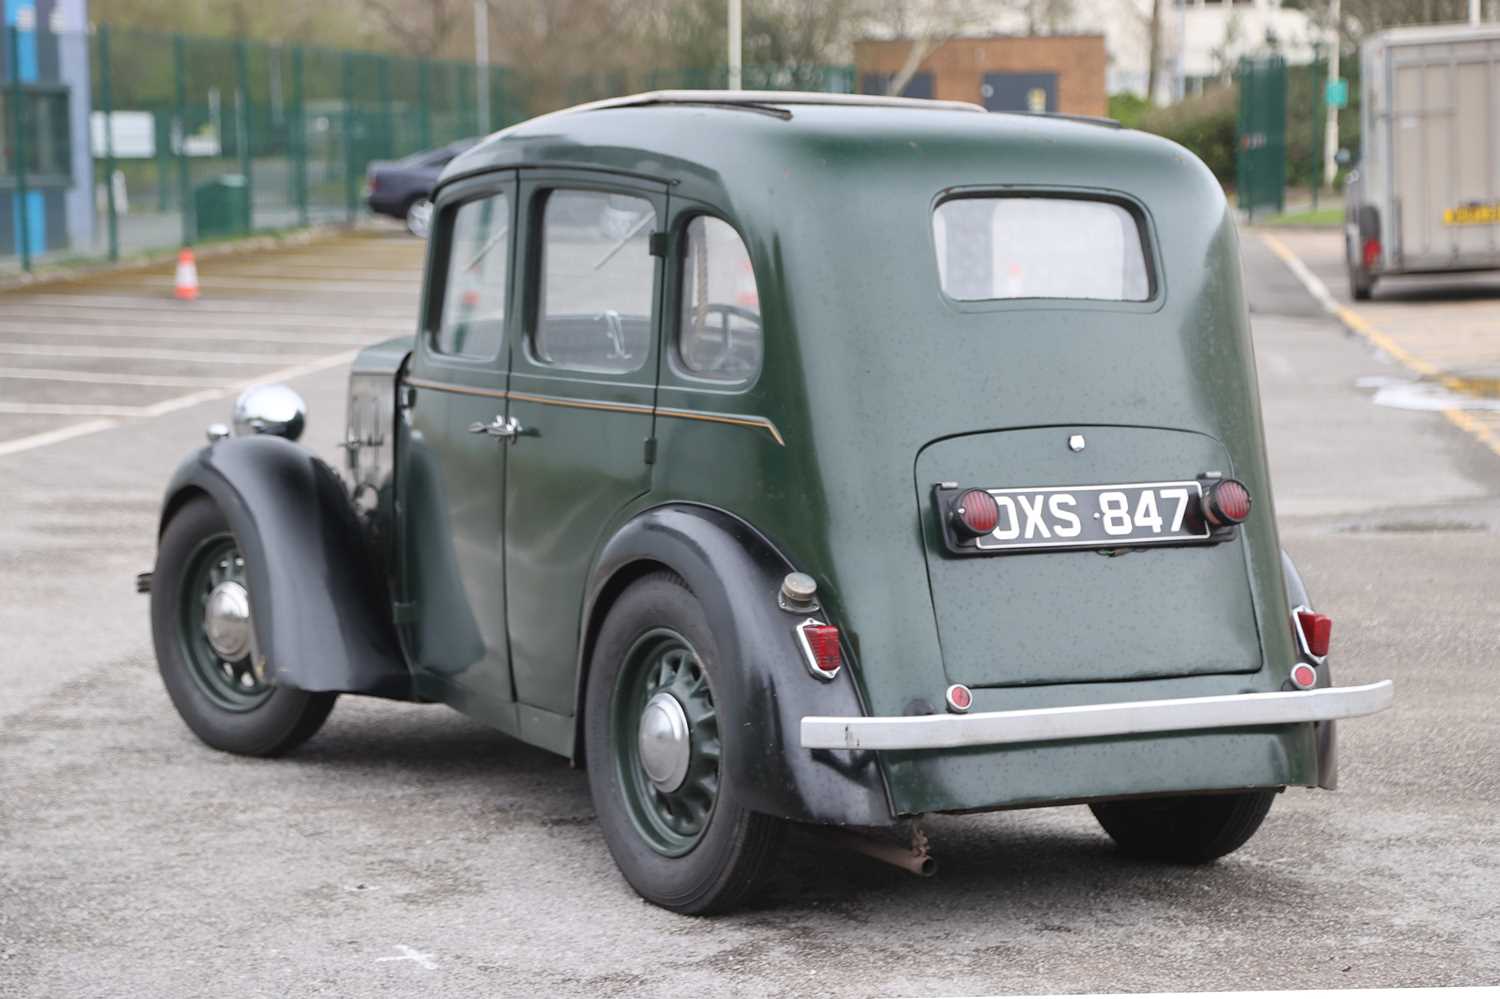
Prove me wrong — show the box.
[203,580,252,661]
[637,691,691,792]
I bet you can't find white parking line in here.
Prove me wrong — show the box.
[0,368,229,387]
[12,294,415,319]
[0,349,357,458]
[0,342,334,366]
[0,402,150,416]
[3,310,411,332]
[142,276,417,295]
[0,322,382,347]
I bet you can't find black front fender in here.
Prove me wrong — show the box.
[577,505,893,828]
[158,436,412,699]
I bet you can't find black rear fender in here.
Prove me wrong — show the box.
[576,505,893,827]
[1283,549,1336,789]
[158,436,412,699]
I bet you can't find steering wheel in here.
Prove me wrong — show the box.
[688,303,760,376]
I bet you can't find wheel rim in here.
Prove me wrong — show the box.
[406,199,433,237]
[177,534,271,711]
[611,628,721,857]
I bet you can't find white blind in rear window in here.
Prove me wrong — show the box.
[933,197,1150,302]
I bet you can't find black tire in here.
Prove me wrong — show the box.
[584,572,784,914]
[1347,230,1376,300]
[1349,260,1375,300]
[1090,789,1277,863]
[151,496,337,757]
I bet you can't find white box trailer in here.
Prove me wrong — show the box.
[1344,22,1500,299]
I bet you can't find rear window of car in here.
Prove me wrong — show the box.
[932,197,1151,302]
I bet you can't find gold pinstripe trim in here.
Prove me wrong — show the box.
[405,377,508,400]
[404,377,785,446]
[655,406,786,447]
[506,389,655,416]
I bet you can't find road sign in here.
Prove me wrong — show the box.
[1326,78,1349,109]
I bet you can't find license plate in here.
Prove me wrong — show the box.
[959,480,1210,553]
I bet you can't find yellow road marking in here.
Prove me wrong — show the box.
[1259,231,1500,460]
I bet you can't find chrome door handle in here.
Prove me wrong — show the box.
[467,415,522,440]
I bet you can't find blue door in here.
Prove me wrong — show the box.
[982,72,1058,113]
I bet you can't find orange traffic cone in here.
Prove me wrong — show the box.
[175,248,199,301]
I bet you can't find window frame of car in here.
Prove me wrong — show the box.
[657,199,765,398]
[927,185,1168,318]
[419,170,518,372]
[665,211,765,390]
[516,172,669,382]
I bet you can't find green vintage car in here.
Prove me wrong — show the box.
[146,91,1393,914]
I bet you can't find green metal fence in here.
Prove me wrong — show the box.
[1235,55,1287,221]
[2,23,853,274]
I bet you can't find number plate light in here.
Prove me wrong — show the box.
[1201,478,1252,527]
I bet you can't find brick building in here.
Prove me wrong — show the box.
[854,35,1108,118]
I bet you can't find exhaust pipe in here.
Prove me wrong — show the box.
[820,825,937,878]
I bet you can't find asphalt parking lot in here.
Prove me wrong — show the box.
[0,232,422,452]
[2,226,1499,996]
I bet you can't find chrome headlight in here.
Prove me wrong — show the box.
[232,384,307,442]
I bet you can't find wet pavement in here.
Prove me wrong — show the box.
[0,230,421,451]
[1260,227,1500,455]
[1,225,1499,996]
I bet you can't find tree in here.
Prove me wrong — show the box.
[863,0,991,96]
[1145,0,1162,103]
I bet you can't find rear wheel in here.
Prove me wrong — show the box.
[1090,789,1276,863]
[1346,232,1376,300]
[584,572,784,914]
[151,496,336,756]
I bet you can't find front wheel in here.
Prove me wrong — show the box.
[1090,789,1277,863]
[584,572,784,914]
[150,496,336,756]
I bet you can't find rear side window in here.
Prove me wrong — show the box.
[677,217,762,383]
[933,197,1151,302]
[536,190,656,374]
[435,193,509,358]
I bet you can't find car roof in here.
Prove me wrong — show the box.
[440,90,1137,195]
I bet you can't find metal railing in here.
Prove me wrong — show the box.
[1,24,852,274]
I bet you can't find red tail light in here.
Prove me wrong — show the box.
[1202,478,1252,527]
[950,488,1000,538]
[1290,662,1318,690]
[945,684,973,713]
[1296,608,1332,659]
[1362,237,1381,270]
[796,620,842,680]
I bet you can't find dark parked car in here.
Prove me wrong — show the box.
[364,138,478,236]
[146,91,1393,915]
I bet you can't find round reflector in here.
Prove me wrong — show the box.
[1290,663,1318,690]
[951,489,1000,538]
[945,684,973,713]
[1203,478,1252,527]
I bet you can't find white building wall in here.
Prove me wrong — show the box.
[930,0,1322,103]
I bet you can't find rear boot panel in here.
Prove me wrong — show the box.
[915,426,1262,688]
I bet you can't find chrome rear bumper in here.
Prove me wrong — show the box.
[800,680,1394,751]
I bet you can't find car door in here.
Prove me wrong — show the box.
[504,174,666,730]
[398,171,519,719]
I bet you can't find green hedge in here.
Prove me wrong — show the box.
[1133,86,1239,185]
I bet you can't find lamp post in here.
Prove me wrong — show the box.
[728,0,742,90]
[475,0,490,134]
[1322,0,1340,188]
